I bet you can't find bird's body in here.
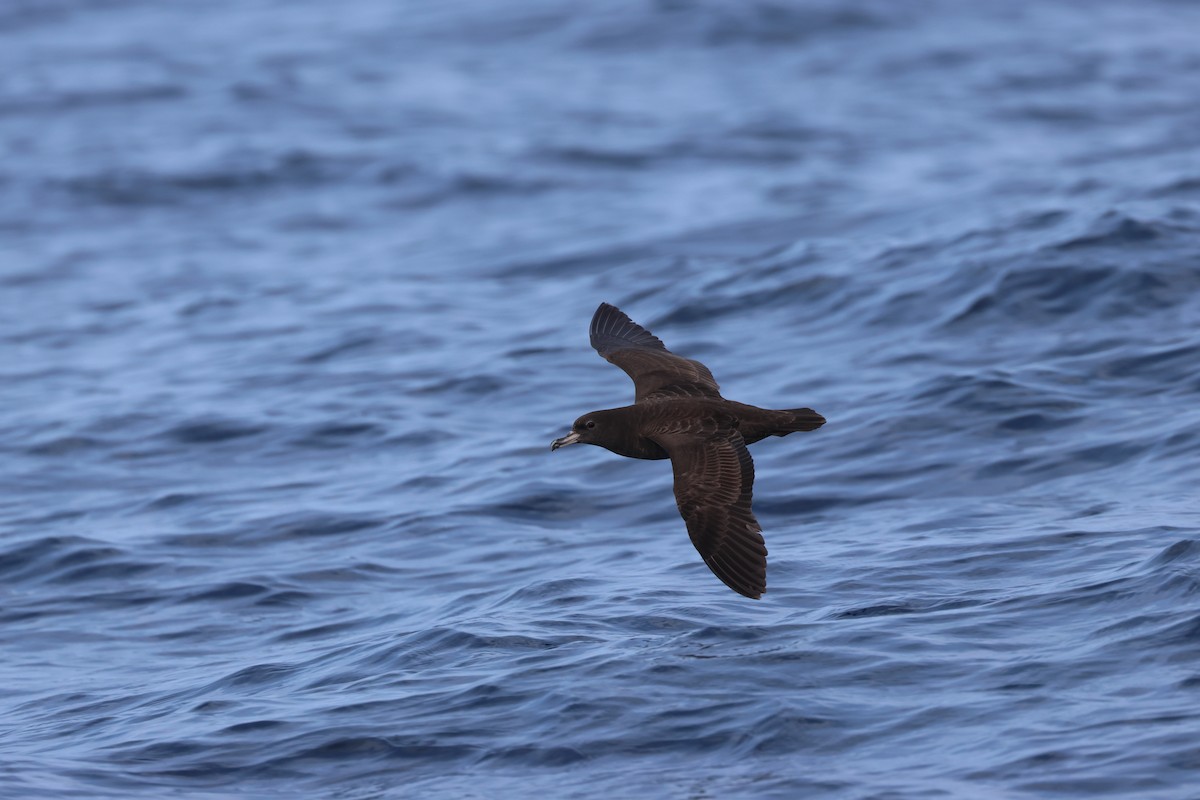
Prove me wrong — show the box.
[563,399,820,460]
[551,303,825,599]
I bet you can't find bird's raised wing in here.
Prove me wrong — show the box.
[652,426,766,598]
[590,303,721,403]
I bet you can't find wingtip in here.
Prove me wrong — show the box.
[588,302,667,354]
[589,302,613,331]
[741,587,764,600]
[590,301,623,328]
[731,583,765,600]
[703,552,767,600]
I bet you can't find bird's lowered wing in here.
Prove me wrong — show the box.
[590,303,721,403]
[653,426,766,599]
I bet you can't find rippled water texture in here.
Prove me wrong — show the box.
[3,1,1200,797]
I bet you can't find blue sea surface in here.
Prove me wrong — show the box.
[3,1,1200,797]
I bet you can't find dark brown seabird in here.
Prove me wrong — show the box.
[551,303,825,599]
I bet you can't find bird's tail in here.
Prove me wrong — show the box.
[779,408,826,432]
[734,405,826,444]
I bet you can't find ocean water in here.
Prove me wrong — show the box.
[3,1,1200,797]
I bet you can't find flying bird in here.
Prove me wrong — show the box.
[551,303,825,598]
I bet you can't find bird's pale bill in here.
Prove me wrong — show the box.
[550,431,580,450]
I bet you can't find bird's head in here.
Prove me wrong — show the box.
[550,413,606,451]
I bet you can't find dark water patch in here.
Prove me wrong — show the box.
[180,582,271,603]
[927,209,1200,332]
[395,471,452,489]
[1099,343,1200,388]
[25,435,108,456]
[0,249,91,286]
[0,537,162,588]
[492,245,653,279]
[416,170,561,200]
[945,265,1086,327]
[0,0,87,30]
[1052,211,1173,250]
[1057,440,1147,472]
[1149,176,1200,197]
[0,85,187,116]
[59,150,368,207]
[310,423,383,439]
[163,419,268,445]
[480,744,587,766]
[217,719,289,735]
[50,557,161,585]
[576,1,896,50]
[977,265,1114,316]
[1149,539,1199,566]
[0,536,93,581]
[1127,613,1200,648]
[1000,103,1101,125]
[445,171,560,196]
[481,489,610,522]
[110,739,210,763]
[732,120,844,147]
[729,708,840,757]
[254,590,317,607]
[366,626,571,671]
[1072,503,1115,518]
[290,562,403,583]
[1014,208,1072,231]
[410,374,508,397]
[273,211,354,232]
[753,494,863,515]
[653,274,855,328]
[538,146,656,171]
[832,597,982,620]
[206,663,301,692]
[834,602,914,619]
[1043,337,1129,361]
[681,136,811,165]
[274,621,365,643]
[144,492,203,510]
[291,421,384,449]
[298,335,378,364]
[261,512,386,540]
[913,374,1082,418]
[268,734,479,766]
[996,412,1080,432]
[499,577,607,608]
[505,345,565,358]
[998,541,1200,623]
[948,262,1199,328]
[380,170,563,210]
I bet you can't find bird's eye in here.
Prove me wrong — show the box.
[585,420,595,429]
